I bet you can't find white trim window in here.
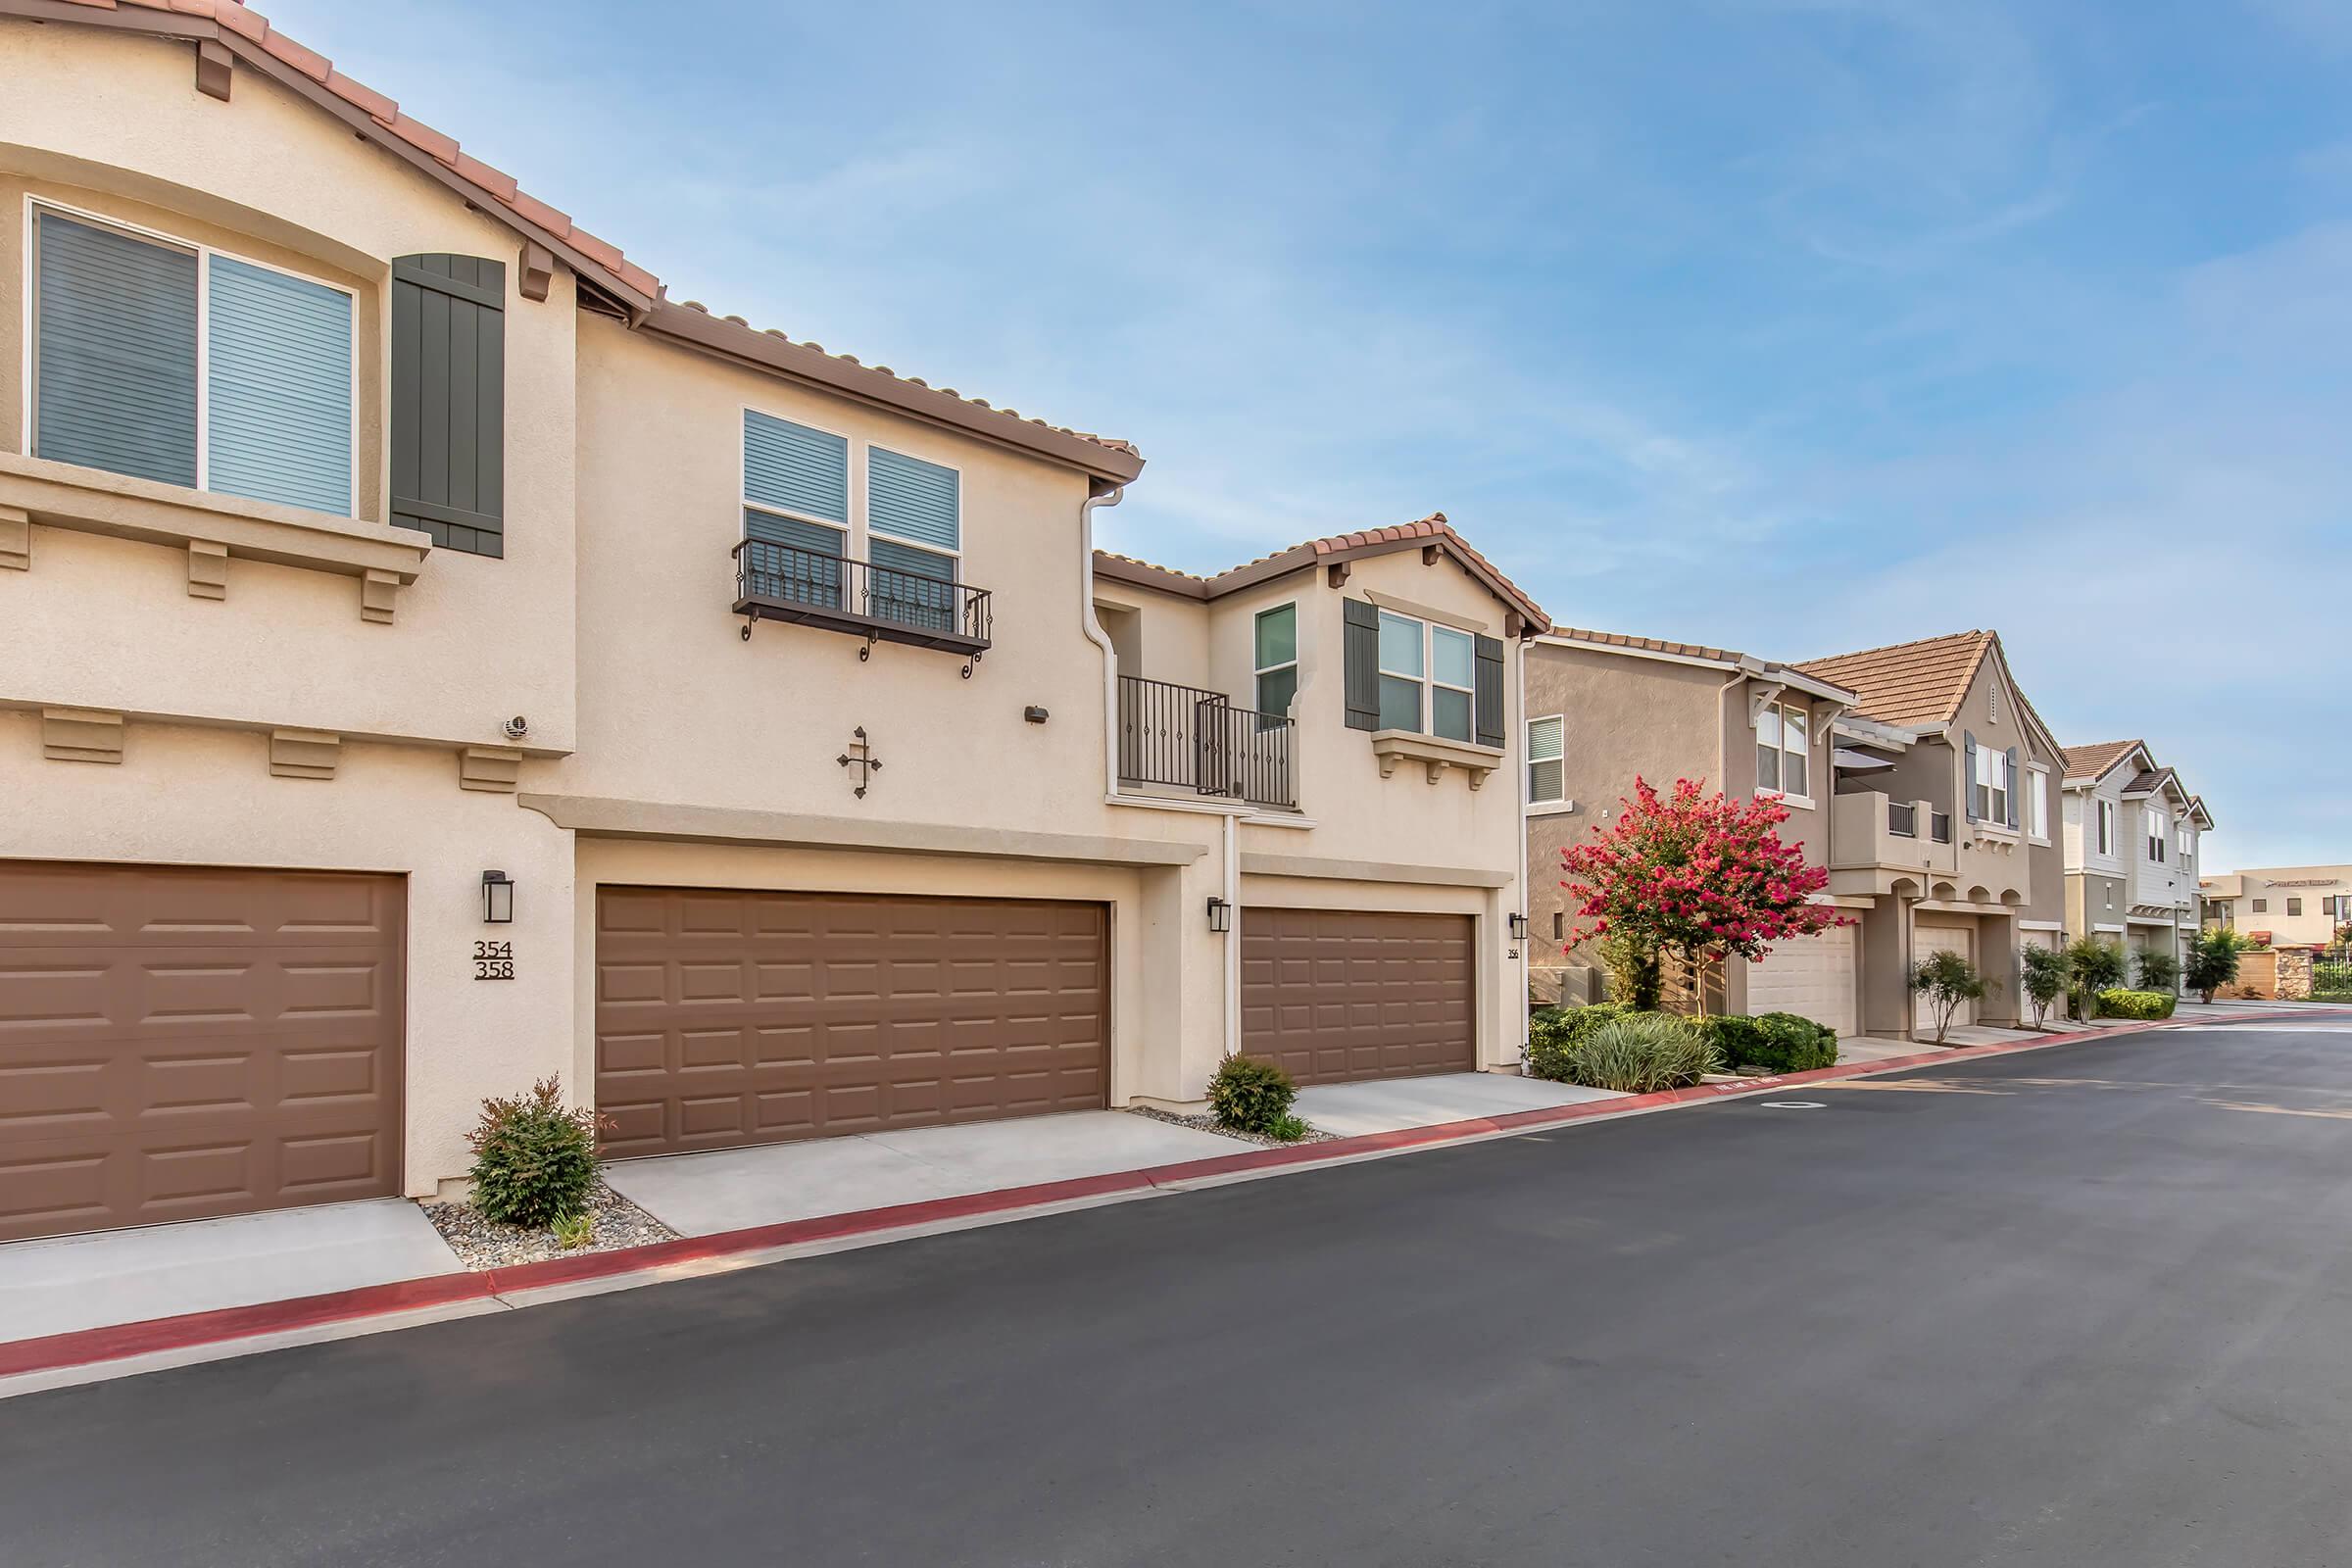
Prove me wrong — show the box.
[1377,610,1475,742]
[2177,824,2193,862]
[2146,808,2168,864]
[1526,714,1564,804]
[27,201,358,516]
[1755,701,1811,801]
[2027,766,2050,840]
[1254,603,1298,718]
[2096,798,2117,858]
[1972,743,2011,825]
[742,408,852,608]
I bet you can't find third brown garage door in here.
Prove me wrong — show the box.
[594,887,1110,1159]
[1240,908,1475,1086]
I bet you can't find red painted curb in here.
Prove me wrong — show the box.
[0,1008,2309,1381]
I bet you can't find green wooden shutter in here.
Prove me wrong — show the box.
[391,254,506,557]
[1474,634,1505,749]
[32,212,198,487]
[1962,730,1979,821]
[1343,599,1380,731]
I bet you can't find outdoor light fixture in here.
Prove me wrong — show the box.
[481,869,515,924]
[1509,912,1531,942]
[1206,897,1233,934]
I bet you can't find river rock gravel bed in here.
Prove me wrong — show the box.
[1127,1104,1342,1147]
[421,1179,677,1270]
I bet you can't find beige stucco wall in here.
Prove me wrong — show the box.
[0,27,580,756]
[0,711,575,1196]
[2205,865,2352,946]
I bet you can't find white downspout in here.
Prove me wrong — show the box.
[1222,808,1240,1061]
[1076,481,1127,798]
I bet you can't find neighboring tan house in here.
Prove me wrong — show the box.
[2058,742,2211,982]
[0,5,1542,1245]
[2201,865,2350,950]
[1517,626,1859,1031]
[1794,632,2069,1039]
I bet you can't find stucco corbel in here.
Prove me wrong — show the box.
[518,241,555,303]
[187,540,228,600]
[361,569,400,624]
[42,709,123,764]
[459,746,523,793]
[0,506,26,570]
[269,729,339,781]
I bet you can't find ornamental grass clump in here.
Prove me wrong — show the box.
[466,1076,611,1230]
[1205,1054,1299,1136]
[1562,1013,1720,1094]
[1526,1002,1632,1081]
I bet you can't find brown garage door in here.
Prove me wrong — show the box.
[595,887,1110,1159]
[0,861,405,1243]
[1240,908,1475,1086]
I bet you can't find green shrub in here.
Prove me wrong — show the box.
[2184,927,2246,1002]
[1557,1013,1721,1094]
[1265,1112,1311,1143]
[1911,950,1987,1044]
[466,1077,608,1229]
[1526,1002,1632,1081]
[1697,1012,1764,1067]
[1206,1054,1298,1135]
[1751,1011,1839,1072]
[2095,988,2177,1020]
[2134,949,2181,992]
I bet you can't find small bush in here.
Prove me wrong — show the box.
[1207,1054,1298,1135]
[2134,949,2181,993]
[1527,1002,1632,1081]
[1697,1012,1764,1066]
[1752,1011,1839,1072]
[2095,988,2177,1021]
[466,1077,609,1229]
[2021,943,2069,1027]
[1265,1112,1311,1143]
[552,1211,595,1250]
[1559,1013,1721,1094]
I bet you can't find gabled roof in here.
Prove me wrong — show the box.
[1533,626,1858,703]
[1094,514,1550,632]
[1792,630,1996,728]
[2061,740,2151,785]
[7,0,1144,483]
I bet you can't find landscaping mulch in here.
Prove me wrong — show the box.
[421,1178,677,1271]
[1127,1104,1342,1147]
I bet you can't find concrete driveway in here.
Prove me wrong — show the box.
[0,1199,460,1341]
[8,1018,2348,1566]
[1295,1070,1623,1136]
[603,1109,1237,1236]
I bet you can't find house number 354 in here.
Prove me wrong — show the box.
[473,940,514,981]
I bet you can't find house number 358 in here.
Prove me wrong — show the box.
[473,940,514,980]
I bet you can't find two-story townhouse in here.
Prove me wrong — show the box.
[1514,626,1860,1030]
[2200,864,2350,948]
[0,2,1540,1245]
[1795,632,2068,1040]
[2058,742,2211,982]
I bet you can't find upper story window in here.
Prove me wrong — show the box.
[1755,701,1810,800]
[2287,897,2304,917]
[1971,741,2010,824]
[2096,798,2117,857]
[2252,898,2268,914]
[30,206,355,516]
[2146,808,2168,863]
[1254,604,1298,717]
[2028,766,2050,839]
[1527,714,1564,804]
[2178,824,2193,860]
[1377,610,1475,741]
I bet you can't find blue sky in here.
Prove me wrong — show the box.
[277,0,2352,869]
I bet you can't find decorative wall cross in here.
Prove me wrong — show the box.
[838,726,883,800]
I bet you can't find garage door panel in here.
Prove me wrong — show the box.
[595,888,1109,1159]
[0,862,403,1243]
[1240,908,1475,1087]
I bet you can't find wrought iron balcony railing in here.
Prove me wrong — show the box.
[733,539,992,672]
[1117,674,1296,809]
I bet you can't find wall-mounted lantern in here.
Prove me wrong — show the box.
[1206,897,1233,934]
[1508,912,1531,942]
[482,869,515,924]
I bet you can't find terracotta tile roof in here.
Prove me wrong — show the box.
[1092,514,1549,629]
[2061,740,2144,783]
[1793,630,1995,727]
[1543,625,1740,664]
[30,0,1140,470]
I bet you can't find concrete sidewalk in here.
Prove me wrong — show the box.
[1295,1072,1624,1137]
[603,1110,1238,1237]
[0,1200,461,1342]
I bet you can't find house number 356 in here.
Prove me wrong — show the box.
[473,940,514,981]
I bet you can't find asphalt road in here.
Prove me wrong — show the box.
[7,1020,2352,1567]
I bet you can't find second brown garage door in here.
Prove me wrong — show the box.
[1240,908,1475,1086]
[595,887,1110,1159]
[0,860,405,1243]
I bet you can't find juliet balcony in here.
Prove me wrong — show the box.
[1116,674,1297,810]
[732,539,993,668]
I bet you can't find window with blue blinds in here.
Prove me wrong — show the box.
[868,534,956,633]
[208,256,354,515]
[744,411,849,524]
[31,208,358,515]
[32,213,199,487]
[867,447,958,552]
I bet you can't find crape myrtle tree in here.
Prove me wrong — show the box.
[1560,777,1844,1016]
